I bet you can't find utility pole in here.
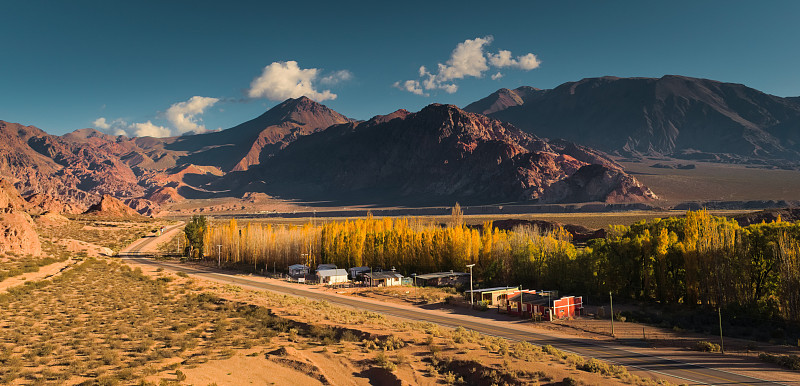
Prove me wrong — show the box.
[217,244,222,267]
[609,291,615,338]
[412,273,417,298]
[466,264,475,307]
[719,306,725,354]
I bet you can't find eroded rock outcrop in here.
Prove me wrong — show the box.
[0,178,41,256]
[84,194,143,218]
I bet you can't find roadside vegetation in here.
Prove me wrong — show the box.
[0,252,63,282]
[0,256,665,385]
[0,235,72,282]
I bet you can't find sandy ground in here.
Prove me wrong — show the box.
[149,261,800,385]
[56,238,114,257]
[349,285,800,384]
[125,259,635,386]
[176,351,327,386]
[0,258,77,293]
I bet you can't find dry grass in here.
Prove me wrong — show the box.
[344,285,458,306]
[0,237,70,282]
[0,253,671,385]
[0,258,275,384]
[38,214,167,253]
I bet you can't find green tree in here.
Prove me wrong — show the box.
[184,215,207,258]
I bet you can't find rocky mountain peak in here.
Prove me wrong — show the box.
[483,75,800,163]
[253,103,656,205]
[84,194,142,218]
[464,86,546,115]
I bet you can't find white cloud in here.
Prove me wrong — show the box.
[320,70,353,85]
[131,121,171,138]
[247,61,338,101]
[515,53,541,70]
[92,96,218,138]
[93,117,110,130]
[396,36,541,96]
[393,80,427,96]
[165,96,219,135]
[92,117,128,136]
[436,36,492,82]
[489,50,541,70]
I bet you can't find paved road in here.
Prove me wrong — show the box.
[119,227,787,386]
[119,222,184,256]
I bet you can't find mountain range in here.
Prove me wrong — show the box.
[466,75,800,165]
[2,74,796,215]
[234,103,655,205]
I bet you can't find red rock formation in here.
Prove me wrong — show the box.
[24,193,83,215]
[146,186,184,204]
[0,178,41,256]
[84,194,143,218]
[255,103,656,204]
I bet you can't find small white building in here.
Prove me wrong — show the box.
[317,269,349,285]
[288,264,310,278]
[364,272,404,287]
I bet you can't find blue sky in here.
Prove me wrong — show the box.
[2,1,799,136]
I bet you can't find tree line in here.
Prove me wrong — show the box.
[197,210,800,322]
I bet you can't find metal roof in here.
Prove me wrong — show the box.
[508,292,550,305]
[364,272,403,279]
[289,264,309,269]
[317,269,348,277]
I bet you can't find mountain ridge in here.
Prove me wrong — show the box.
[467,75,800,165]
[243,103,656,205]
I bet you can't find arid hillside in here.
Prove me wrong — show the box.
[469,75,800,166]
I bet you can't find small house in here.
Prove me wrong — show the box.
[501,290,583,321]
[317,269,349,285]
[415,271,470,287]
[504,290,541,317]
[349,266,371,280]
[288,264,310,278]
[552,295,583,320]
[364,271,404,287]
[464,286,517,305]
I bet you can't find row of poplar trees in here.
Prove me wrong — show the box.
[202,209,800,322]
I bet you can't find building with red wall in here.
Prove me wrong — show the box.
[500,290,583,321]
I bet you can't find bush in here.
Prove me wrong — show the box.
[578,358,608,373]
[375,351,397,371]
[694,341,721,352]
[759,353,800,370]
[562,376,579,386]
[542,344,564,357]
